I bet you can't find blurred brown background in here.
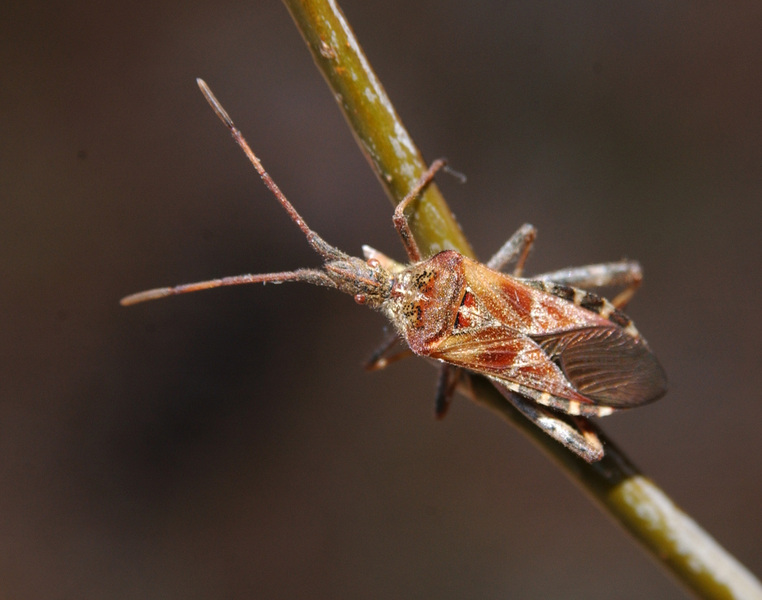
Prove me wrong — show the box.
[2,1,761,598]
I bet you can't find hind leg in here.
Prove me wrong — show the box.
[535,260,642,309]
[496,388,605,462]
[486,224,537,276]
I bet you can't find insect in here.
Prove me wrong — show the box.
[122,79,667,463]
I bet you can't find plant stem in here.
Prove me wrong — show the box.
[281,0,474,259]
[280,1,762,598]
[468,376,762,600]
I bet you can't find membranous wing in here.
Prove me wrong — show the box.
[532,326,666,408]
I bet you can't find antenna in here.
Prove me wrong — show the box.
[195,79,341,260]
[120,79,343,306]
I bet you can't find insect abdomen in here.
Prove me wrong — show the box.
[525,280,640,338]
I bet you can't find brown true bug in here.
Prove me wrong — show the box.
[122,79,667,463]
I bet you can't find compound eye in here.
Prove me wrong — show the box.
[354,293,367,305]
[367,258,380,268]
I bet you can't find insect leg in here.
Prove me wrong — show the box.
[486,224,537,275]
[434,364,462,419]
[393,159,448,262]
[365,331,413,371]
[570,416,607,460]
[499,390,604,462]
[534,260,642,308]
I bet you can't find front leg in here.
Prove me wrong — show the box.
[434,364,463,419]
[392,159,448,262]
[365,331,412,371]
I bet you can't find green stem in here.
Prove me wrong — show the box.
[468,377,762,600]
[281,0,473,259]
[280,1,762,598]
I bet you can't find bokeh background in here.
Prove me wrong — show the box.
[3,1,761,598]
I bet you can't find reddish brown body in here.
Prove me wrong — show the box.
[122,80,666,462]
[377,251,665,419]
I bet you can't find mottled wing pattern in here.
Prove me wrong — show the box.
[428,258,666,411]
[428,325,591,405]
[462,258,614,335]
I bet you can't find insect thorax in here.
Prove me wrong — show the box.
[382,251,466,354]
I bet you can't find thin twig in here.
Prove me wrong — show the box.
[281,0,473,259]
[280,0,762,598]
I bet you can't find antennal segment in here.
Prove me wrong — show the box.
[120,268,336,306]
[196,78,343,260]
